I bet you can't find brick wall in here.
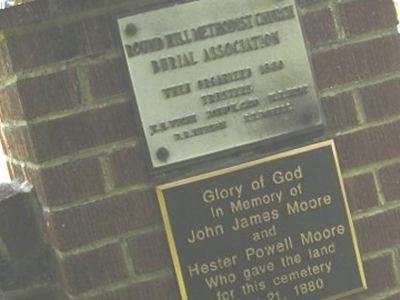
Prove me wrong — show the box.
[0,0,399,299]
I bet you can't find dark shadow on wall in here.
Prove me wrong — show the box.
[0,181,65,300]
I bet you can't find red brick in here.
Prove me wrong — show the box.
[2,1,174,70]
[87,277,179,300]
[1,102,137,163]
[0,41,12,79]
[6,161,26,181]
[58,244,129,295]
[84,14,120,54]
[335,120,400,170]
[5,14,121,72]
[15,69,82,120]
[321,92,359,131]
[138,0,174,9]
[52,0,172,16]
[363,255,397,291]
[0,126,37,162]
[28,102,136,162]
[34,158,106,206]
[6,284,66,300]
[0,85,24,121]
[360,79,400,122]
[303,9,337,46]
[6,162,41,189]
[127,231,171,274]
[0,0,50,30]
[355,208,400,253]
[313,35,400,89]
[52,0,125,14]
[344,173,379,212]
[378,163,400,202]
[6,24,87,72]
[340,0,398,37]
[296,0,328,8]
[88,58,129,99]
[46,190,161,251]
[109,146,150,188]
[346,254,397,299]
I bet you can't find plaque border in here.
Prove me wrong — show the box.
[118,0,326,169]
[156,140,367,300]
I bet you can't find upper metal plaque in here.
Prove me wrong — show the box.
[118,0,324,168]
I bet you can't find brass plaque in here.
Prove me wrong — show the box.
[118,0,324,168]
[157,141,366,300]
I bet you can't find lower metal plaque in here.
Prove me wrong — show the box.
[157,140,366,300]
[119,0,324,168]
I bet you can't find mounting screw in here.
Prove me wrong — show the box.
[156,147,170,162]
[125,23,138,36]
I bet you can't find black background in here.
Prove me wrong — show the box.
[162,145,364,300]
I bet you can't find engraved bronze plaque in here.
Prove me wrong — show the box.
[157,141,366,300]
[118,0,324,168]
